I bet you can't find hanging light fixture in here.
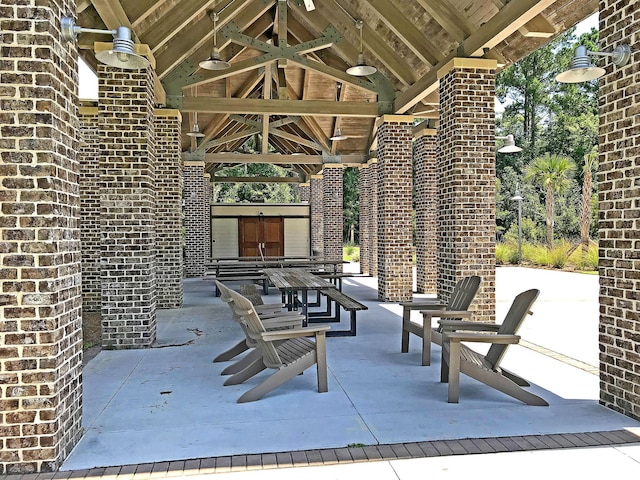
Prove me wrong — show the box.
[187,87,205,138]
[346,20,376,76]
[330,128,348,141]
[61,16,150,70]
[556,44,631,83]
[497,135,522,153]
[200,11,230,71]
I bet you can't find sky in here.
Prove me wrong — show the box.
[77,12,600,101]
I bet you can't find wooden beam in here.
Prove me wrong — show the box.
[205,152,366,164]
[395,0,557,113]
[142,0,213,53]
[128,0,166,29]
[182,97,380,117]
[365,0,441,65]
[415,0,473,41]
[207,127,260,147]
[519,14,556,38]
[262,64,272,154]
[288,76,330,151]
[269,128,321,150]
[213,176,301,183]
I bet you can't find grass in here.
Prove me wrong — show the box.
[496,240,598,272]
[343,245,360,262]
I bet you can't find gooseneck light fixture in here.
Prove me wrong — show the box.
[346,20,376,76]
[497,134,522,153]
[200,11,230,71]
[61,16,150,70]
[556,44,632,83]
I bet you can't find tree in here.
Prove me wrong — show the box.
[524,153,576,247]
[579,147,598,253]
[343,167,360,243]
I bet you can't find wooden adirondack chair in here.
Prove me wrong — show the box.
[214,280,301,379]
[400,276,481,366]
[224,287,330,403]
[439,288,548,406]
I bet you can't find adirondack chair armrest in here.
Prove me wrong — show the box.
[400,301,446,310]
[255,304,285,314]
[261,315,304,329]
[259,310,301,320]
[260,324,331,342]
[438,320,501,332]
[422,310,473,319]
[444,332,521,344]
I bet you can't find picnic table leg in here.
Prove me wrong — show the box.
[301,290,309,327]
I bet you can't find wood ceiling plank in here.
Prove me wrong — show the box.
[182,97,380,117]
[519,14,556,37]
[207,126,260,147]
[213,176,301,183]
[415,0,474,41]
[288,78,330,151]
[365,0,441,66]
[394,0,558,113]
[127,0,166,28]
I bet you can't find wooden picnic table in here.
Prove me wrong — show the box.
[262,268,336,326]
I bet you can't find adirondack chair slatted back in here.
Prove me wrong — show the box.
[484,288,540,369]
[227,289,284,369]
[215,280,261,349]
[446,276,481,310]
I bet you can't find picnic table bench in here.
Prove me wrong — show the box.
[310,288,368,337]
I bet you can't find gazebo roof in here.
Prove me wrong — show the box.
[76,0,597,179]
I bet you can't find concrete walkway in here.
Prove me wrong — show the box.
[48,267,640,477]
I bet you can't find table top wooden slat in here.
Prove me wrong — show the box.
[263,268,336,291]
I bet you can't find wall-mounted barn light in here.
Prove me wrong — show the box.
[556,44,631,83]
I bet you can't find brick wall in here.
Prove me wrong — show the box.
[368,160,379,277]
[414,130,438,294]
[155,111,183,308]
[299,183,310,203]
[376,118,413,302]
[358,164,370,275]
[322,165,343,267]
[98,64,157,348]
[310,175,324,256]
[438,59,497,322]
[184,162,209,276]
[78,108,100,311]
[598,0,640,420]
[0,2,83,473]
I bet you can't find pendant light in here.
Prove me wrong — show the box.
[346,20,376,76]
[330,128,348,141]
[187,87,205,138]
[200,12,230,71]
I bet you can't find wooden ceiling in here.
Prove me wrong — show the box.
[76,0,597,180]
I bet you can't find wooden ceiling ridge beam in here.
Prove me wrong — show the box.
[365,0,441,66]
[395,0,558,113]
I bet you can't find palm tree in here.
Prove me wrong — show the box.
[525,153,576,248]
[580,147,598,254]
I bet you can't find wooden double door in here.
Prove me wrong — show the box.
[238,217,284,257]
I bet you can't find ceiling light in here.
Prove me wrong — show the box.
[346,20,376,77]
[330,129,348,141]
[200,12,230,71]
[303,0,315,11]
[497,135,522,154]
[556,44,631,83]
[187,123,205,138]
[61,16,150,70]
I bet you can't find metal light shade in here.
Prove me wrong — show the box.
[187,123,205,138]
[497,135,522,153]
[555,46,605,83]
[199,46,230,70]
[346,53,377,76]
[95,26,150,70]
[330,129,348,141]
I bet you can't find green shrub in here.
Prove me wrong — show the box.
[568,243,598,271]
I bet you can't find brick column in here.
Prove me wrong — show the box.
[78,107,100,311]
[376,116,414,302]
[322,165,343,268]
[299,182,310,203]
[155,110,183,308]
[414,128,438,294]
[204,174,212,262]
[368,159,379,277]
[98,63,157,348]
[0,3,83,473]
[598,0,640,420]
[438,58,497,322]
[358,164,370,275]
[184,161,209,276]
[310,174,324,257]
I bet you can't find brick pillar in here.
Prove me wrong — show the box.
[0,4,83,473]
[79,107,100,311]
[598,0,640,420]
[358,164,370,275]
[368,159,379,277]
[155,110,183,308]
[299,182,310,203]
[98,63,157,348]
[204,174,212,262]
[376,117,413,302]
[184,161,209,275]
[414,128,438,294]
[438,58,497,322]
[322,165,343,268]
[310,174,324,257]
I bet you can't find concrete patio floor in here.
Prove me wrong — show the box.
[61,266,640,472]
